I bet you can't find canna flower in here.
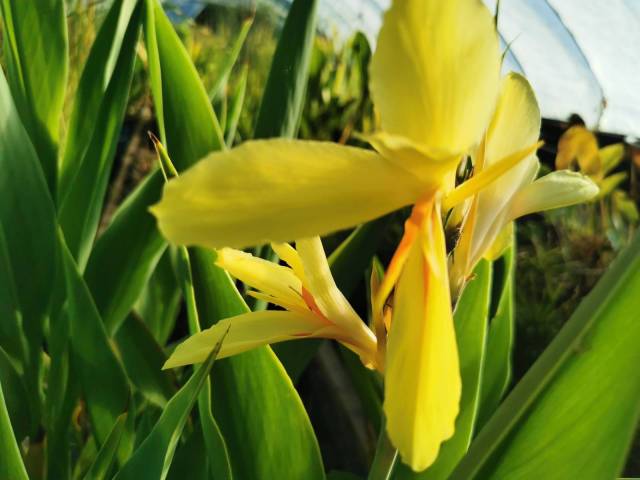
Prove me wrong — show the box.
[151,0,596,471]
[164,238,379,370]
[448,73,599,295]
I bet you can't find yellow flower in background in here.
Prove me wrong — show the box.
[164,237,379,370]
[151,0,596,472]
[449,74,599,296]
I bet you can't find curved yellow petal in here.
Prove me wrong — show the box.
[507,170,599,220]
[163,310,326,369]
[151,140,426,249]
[458,73,541,277]
[370,0,500,157]
[271,242,307,285]
[296,238,376,355]
[384,203,461,472]
[216,247,306,311]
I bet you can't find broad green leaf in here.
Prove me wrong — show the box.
[165,425,210,480]
[0,65,57,432]
[173,245,232,480]
[477,243,515,429]
[253,0,318,139]
[84,170,167,335]
[144,3,324,478]
[0,347,30,442]
[0,378,28,480]
[83,414,128,480]
[0,226,27,372]
[113,350,219,480]
[136,248,181,345]
[60,232,130,449]
[58,0,142,267]
[393,260,492,479]
[114,314,176,408]
[451,230,640,479]
[0,0,68,195]
[208,15,253,102]
[143,0,224,168]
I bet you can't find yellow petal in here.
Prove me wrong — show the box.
[163,310,326,369]
[507,171,599,220]
[384,203,461,471]
[296,237,376,354]
[370,0,500,157]
[151,139,426,249]
[271,242,307,285]
[599,143,625,176]
[555,125,600,175]
[450,73,541,285]
[215,247,306,312]
[365,132,460,188]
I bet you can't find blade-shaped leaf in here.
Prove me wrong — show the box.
[451,230,640,479]
[0,0,67,195]
[208,14,253,102]
[144,3,324,477]
[477,242,515,429]
[114,314,176,408]
[83,414,128,480]
[0,347,30,442]
[225,63,248,147]
[60,232,131,449]
[84,170,167,335]
[0,65,57,432]
[0,378,28,480]
[135,248,181,345]
[113,349,219,480]
[393,260,493,479]
[58,0,142,267]
[253,0,317,139]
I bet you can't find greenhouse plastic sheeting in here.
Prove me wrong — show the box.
[175,0,640,137]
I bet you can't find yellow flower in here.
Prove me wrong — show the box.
[449,74,599,295]
[152,0,595,472]
[164,237,379,370]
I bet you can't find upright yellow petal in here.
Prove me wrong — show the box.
[451,73,541,288]
[384,203,461,471]
[370,0,500,157]
[296,237,376,355]
[215,247,306,312]
[151,140,426,249]
[163,310,327,369]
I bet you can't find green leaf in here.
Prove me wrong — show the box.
[114,314,176,408]
[253,0,318,139]
[451,230,640,479]
[165,425,210,480]
[136,248,181,345]
[0,0,68,195]
[84,170,167,336]
[393,260,493,480]
[225,63,248,147]
[143,0,224,168]
[83,414,128,480]
[113,348,220,480]
[368,421,398,480]
[144,3,324,477]
[0,347,30,442]
[58,0,142,267]
[477,243,515,429]
[60,232,131,449]
[0,64,57,432]
[208,15,253,102]
[0,377,28,480]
